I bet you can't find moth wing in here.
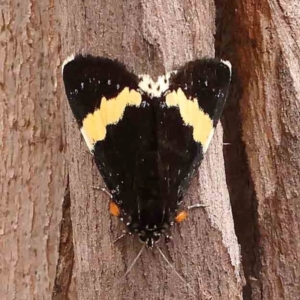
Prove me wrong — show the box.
[157,59,232,208]
[62,55,154,212]
[62,54,139,130]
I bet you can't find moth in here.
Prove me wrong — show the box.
[62,54,231,248]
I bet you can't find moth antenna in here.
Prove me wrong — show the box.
[92,186,113,198]
[156,245,196,297]
[187,203,206,210]
[116,244,145,284]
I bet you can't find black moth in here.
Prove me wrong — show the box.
[62,54,231,248]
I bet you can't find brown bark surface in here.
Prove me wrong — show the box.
[238,2,300,299]
[0,0,68,299]
[217,1,300,299]
[3,0,299,299]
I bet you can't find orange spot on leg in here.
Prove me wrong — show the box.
[175,211,188,223]
[109,202,120,217]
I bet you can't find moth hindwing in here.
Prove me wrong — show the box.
[63,54,231,247]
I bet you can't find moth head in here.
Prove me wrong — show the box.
[138,230,161,248]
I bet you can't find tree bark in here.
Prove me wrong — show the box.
[60,0,242,299]
[10,0,300,299]
[0,1,69,299]
[216,0,300,299]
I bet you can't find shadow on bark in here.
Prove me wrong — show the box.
[215,1,262,299]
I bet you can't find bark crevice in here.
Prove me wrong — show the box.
[52,177,74,300]
[214,2,262,299]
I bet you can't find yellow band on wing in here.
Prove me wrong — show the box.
[81,88,142,150]
[165,88,214,152]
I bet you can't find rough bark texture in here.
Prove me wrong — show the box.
[0,1,68,299]
[60,0,242,299]
[216,1,300,300]
[238,2,300,299]
[3,0,299,299]
[52,181,76,300]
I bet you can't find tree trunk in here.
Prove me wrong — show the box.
[2,0,299,299]
[0,1,70,299]
[216,0,300,299]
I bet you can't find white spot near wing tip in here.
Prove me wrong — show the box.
[62,54,75,74]
[221,59,232,76]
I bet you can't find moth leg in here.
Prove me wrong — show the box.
[113,230,128,244]
[187,203,207,210]
[92,185,113,199]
